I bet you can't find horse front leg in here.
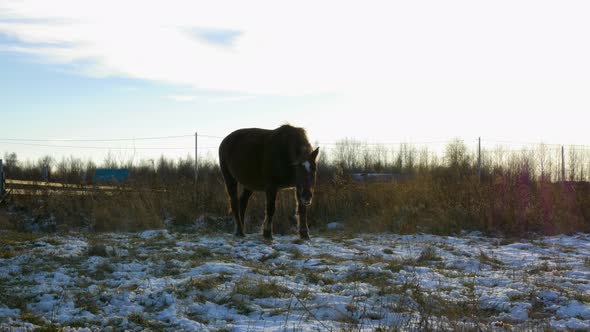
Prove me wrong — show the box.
[262,188,277,240]
[296,193,310,240]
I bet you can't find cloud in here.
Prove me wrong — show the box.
[187,28,242,47]
[1,0,590,96]
[165,94,255,103]
[165,95,198,102]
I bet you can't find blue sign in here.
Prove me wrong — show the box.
[94,169,130,183]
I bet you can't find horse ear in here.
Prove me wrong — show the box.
[310,147,320,162]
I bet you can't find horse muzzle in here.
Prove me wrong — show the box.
[299,189,313,206]
[301,198,312,206]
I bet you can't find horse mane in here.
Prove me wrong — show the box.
[278,123,306,135]
[274,124,312,164]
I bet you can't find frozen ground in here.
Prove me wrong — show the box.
[0,228,589,331]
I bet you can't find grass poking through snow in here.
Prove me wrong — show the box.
[0,230,589,331]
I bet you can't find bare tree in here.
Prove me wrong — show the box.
[537,144,549,180]
[444,138,468,168]
[417,147,430,172]
[3,152,18,176]
[333,138,363,172]
[568,146,579,181]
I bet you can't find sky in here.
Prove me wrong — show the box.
[1,0,590,164]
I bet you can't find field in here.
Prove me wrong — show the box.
[3,0,590,330]
[1,225,589,331]
[1,141,590,331]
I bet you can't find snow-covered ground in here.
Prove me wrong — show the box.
[0,229,589,331]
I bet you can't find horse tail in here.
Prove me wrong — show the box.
[219,146,238,216]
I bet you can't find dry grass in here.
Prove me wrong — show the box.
[416,245,441,263]
[478,249,504,268]
[232,277,291,299]
[87,242,108,257]
[2,142,590,236]
[4,172,589,237]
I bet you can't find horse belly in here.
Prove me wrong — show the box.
[238,178,267,191]
[228,165,266,191]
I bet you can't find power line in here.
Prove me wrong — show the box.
[3,133,590,154]
[0,141,195,150]
[484,140,590,148]
[196,134,224,139]
[317,140,449,146]
[0,134,192,142]
[0,133,587,147]
[0,133,224,142]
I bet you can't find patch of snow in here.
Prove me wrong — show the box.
[185,262,250,277]
[139,229,172,240]
[551,317,590,330]
[0,307,20,319]
[557,300,590,320]
[506,303,531,322]
[479,293,512,312]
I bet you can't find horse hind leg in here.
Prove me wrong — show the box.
[221,167,244,237]
[239,189,253,232]
[229,184,245,237]
[230,185,245,237]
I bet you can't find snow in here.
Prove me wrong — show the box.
[0,230,589,330]
[139,229,172,240]
[551,317,590,330]
[0,307,19,319]
[557,301,590,320]
[185,262,251,277]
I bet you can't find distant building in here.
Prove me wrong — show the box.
[351,173,414,183]
[352,173,392,183]
[94,169,130,184]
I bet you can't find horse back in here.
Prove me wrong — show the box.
[219,126,310,191]
[219,128,275,191]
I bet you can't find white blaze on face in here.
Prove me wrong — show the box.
[302,161,311,173]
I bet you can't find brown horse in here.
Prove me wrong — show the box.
[219,125,319,240]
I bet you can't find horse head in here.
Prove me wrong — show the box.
[294,147,319,206]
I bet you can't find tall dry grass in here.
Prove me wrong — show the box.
[2,139,589,235]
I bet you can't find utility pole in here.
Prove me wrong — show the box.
[561,145,566,182]
[478,137,481,181]
[42,164,49,182]
[0,159,4,196]
[195,131,199,189]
